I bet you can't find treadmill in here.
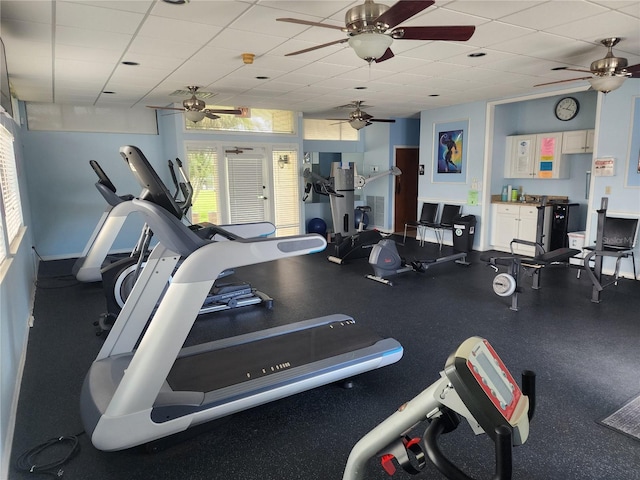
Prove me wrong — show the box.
[80,146,404,452]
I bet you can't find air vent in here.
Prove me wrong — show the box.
[169,89,217,99]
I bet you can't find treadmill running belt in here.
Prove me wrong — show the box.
[166,320,382,393]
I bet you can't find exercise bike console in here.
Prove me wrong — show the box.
[444,338,530,445]
[343,337,535,480]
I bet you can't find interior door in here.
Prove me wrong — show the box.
[224,148,271,224]
[394,148,419,234]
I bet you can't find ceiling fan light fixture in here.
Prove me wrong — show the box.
[588,75,626,93]
[350,118,369,130]
[348,33,393,62]
[185,110,206,123]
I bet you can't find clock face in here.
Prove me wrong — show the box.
[555,97,579,121]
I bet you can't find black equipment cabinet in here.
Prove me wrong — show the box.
[549,203,580,250]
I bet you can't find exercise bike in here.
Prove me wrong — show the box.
[342,336,536,480]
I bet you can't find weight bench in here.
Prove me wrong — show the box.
[483,239,580,311]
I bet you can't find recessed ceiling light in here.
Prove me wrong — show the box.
[429,94,440,97]
[255,76,269,80]
[121,61,139,66]
[468,52,486,58]
[354,86,367,90]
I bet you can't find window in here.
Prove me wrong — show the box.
[186,107,296,134]
[303,119,359,140]
[0,124,23,262]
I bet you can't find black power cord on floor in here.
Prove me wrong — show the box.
[15,432,84,478]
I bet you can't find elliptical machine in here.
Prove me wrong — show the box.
[94,148,274,334]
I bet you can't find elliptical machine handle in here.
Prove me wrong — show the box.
[423,411,513,480]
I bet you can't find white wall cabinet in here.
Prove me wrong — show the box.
[505,132,569,179]
[491,204,551,256]
[562,129,594,154]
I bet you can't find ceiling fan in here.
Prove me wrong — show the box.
[276,0,475,63]
[146,86,243,123]
[328,101,396,130]
[534,37,640,93]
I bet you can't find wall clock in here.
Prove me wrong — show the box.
[554,97,579,121]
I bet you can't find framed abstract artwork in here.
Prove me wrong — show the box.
[432,119,468,183]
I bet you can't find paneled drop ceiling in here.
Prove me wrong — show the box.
[1,0,639,119]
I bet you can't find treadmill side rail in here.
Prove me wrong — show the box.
[82,315,403,451]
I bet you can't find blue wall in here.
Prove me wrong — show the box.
[0,111,36,479]
[419,101,487,247]
[21,128,164,259]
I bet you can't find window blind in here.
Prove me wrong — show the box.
[0,124,22,261]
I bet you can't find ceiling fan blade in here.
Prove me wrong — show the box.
[205,108,243,115]
[327,118,350,121]
[394,25,475,41]
[626,63,640,78]
[374,0,434,29]
[204,111,220,120]
[375,48,395,63]
[336,101,371,109]
[276,18,345,31]
[533,76,592,87]
[284,38,349,56]
[369,118,396,123]
[562,67,594,74]
[147,106,185,111]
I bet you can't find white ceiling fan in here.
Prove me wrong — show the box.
[534,37,640,93]
[147,86,243,123]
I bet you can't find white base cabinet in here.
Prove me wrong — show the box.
[491,204,551,256]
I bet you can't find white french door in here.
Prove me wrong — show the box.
[186,142,300,236]
[224,148,271,224]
